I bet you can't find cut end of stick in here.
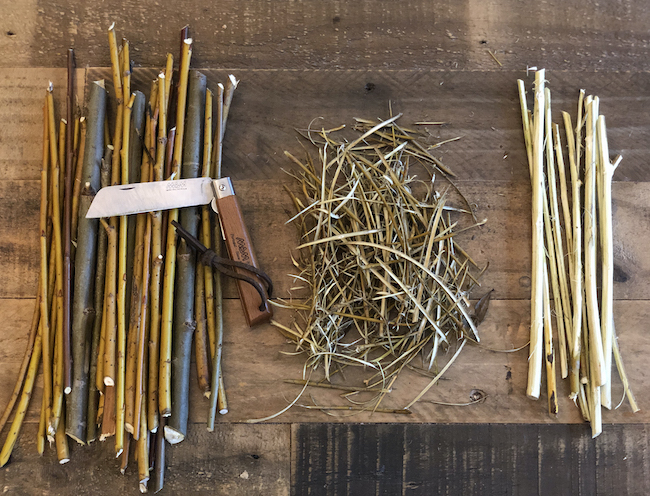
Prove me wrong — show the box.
[104,377,115,387]
[184,38,193,46]
[64,386,72,395]
[58,457,70,465]
[125,422,134,434]
[108,22,116,32]
[219,408,228,415]
[163,425,185,445]
[228,74,239,87]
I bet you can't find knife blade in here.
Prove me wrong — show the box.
[85,176,214,218]
[87,177,272,326]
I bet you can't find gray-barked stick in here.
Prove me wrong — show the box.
[167,70,206,443]
[67,81,106,444]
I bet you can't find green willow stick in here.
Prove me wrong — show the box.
[167,69,206,444]
[160,37,192,419]
[66,187,98,444]
[85,83,108,444]
[67,80,106,445]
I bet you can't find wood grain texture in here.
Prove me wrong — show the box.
[1,298,645,426]
[0,423,290,495]
[0,1,648,73]
[4,177,650,300]
[1,1,650,491]
[87,68,650,183]
[292,423,650,496]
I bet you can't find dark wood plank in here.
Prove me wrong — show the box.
[2,298,645,426]
[292,423,646,496]
[87,68,650,183]
[0,423,290,495]
[1,1,649,73]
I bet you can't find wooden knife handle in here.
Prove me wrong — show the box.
[214,178,272,326]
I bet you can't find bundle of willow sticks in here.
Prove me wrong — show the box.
[518,69,638,437]
[272,114,488,416]
[0,24,236,493]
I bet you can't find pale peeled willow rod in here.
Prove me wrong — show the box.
[527,69,546,399]
[542,265,558,414]
[562,110,583,398]
[596,115,619,409]
[543,88,570,380]
[583,96,606,387]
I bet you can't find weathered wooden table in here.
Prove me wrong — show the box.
[1,2,649,494]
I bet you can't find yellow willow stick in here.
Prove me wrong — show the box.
[40,94,53,430]
[137,399,150,491]
[164,53,173,111]
[134,212,152,439]
[159,37,192,417]
[0,331,43,467]
[583,96,606,387]
[55,410,69,464]
[116,93,136,457]
[201,89,216,359]
[596,115,619,410]
[104,22,123,393]
[48,106,65,438]
[71,118,87,239]
[148,73,166,433]
[562,110,583,398]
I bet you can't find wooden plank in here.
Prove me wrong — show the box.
[3,177,650,299]
[0,68,85,181]
[4,1,650,74]
[87,68,650,182]
[2,297,645,426]
[0,423,290,495]
[291,423,616,495]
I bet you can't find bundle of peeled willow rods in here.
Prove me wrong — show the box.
[273,114,488,415]
[518,69,638,437]
[0,24,238,493]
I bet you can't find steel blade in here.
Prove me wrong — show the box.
[86,177,214,218]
